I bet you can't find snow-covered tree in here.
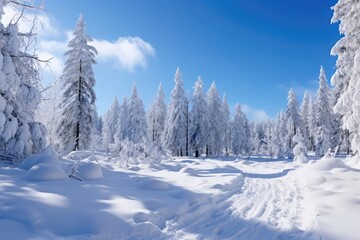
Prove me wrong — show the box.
[0,1,46,158]
[293,129,308,163]
[147,83,168,162]
[56,15,97,153]
[222,94,231,156]
[206,82,223,156]
[102,97,120,151]
[117,97,128,142]
[300,91,310,149]
[36,78,62,146]
[285,88,303,158]
[126,84,147,144]
[315,66,333,156]
[189,77,209,157]
[307,96,316,152]
[164,68,189,156]
[271,111,286,158]
[231,104,250,156]
[147,83,167,144]
[331,0,360,154]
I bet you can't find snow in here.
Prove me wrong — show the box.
[77,162,103,180]
[1,153,360,239]
[24,163,68,182]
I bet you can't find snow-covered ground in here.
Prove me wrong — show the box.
[0,152,359,240]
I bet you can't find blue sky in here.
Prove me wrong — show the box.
[18,0,340,120]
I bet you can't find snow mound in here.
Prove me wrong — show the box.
[66,151,93,160]
[137,179,171,191]
[301,157,349,173]
[178,167,198,176]
[77,162,103,180]
[345,155,360,169]
[19,147,61,170]
[25,163,68,181]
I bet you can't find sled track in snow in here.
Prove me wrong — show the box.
[165,168,319,240]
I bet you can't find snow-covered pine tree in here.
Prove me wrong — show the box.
[315,66,333,156]
[307,96,316,152]
[126,84,148,144]
[285,88,303,158]
[189,77,209,157]
[146,83,168,162]
[56,15,97,154]
[117,97,128,142]
[222,94,231,156]
[206,82,223,156]
[164,68,189,156]
[264,120,274,156]
[147,83,167,144]
[231,104,250,156]
[0,1,46,158]
[331,0,360,154]
[293,129,308,163]
[271,112,285,158]
[252,122,266,155]
[102,97,120,151]
[300,91,310,150]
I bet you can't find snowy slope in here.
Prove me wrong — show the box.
[0,153,359,239]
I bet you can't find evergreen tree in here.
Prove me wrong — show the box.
[300,91,310,150]
[189,77,209,157]
[222,95,231,156]
[285,88,303,158]
[331,0,360,154]
[126,84,147,144]
[117,97,128,142]
[0,1,46,158]
[102,97,120,151]
[293,129,308,163]
[164,68,189,156]
[315,66,333,156]
[147,83,167,144]
[307,96,316,152]
[146,83,168,162]
[56,15,97,153]
[231,104,250,156]
[272,112,285,158]
[206,82,223,156]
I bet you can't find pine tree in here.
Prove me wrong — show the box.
[307,96,316,152]
[222,95,231,156]
[285,88,303,158]
[146,83,168,162]
[293,129,308,163]
[315,66,333,156]
[272,112,285,158]
[300,91,310,150]
[231,104,250,156]
[126,84,148,144]
[117,97,128,142]
[102,97,120,151]
[56,15,97,153]
[164,68,189,156]
[206,82,223,156]
[331,0,360,154]
[147,83,167,144]
[0,1,46,158]
[189,77,209,157]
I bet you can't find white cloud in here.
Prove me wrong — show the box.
[242,104,270,122]
[93,37,155,71]
[2,5,155,79]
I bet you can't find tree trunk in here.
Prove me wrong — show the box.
[74,59,82,151]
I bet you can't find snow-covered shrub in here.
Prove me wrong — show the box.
[293,130,308,163]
